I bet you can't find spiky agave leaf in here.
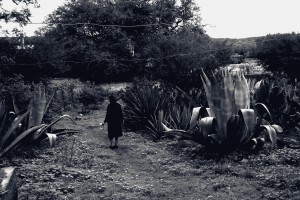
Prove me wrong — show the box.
[234,73,249,112]
[271,124,283,133]
[145,110,165,140]
[46,133,57,147]
[254,103,272,122]
[161,122,198,142]
[219,82,234,141]
[0,124,45,157]
[167,105,191,131]
[199,117,216,140]
[189,107,210,129]
[225,115,248,150]
[29,86,47,127]
[11,95,19,114]
[241,73,251,109]
[210,72,224,136]
[260,125,277,149]
[238,109,256,138]
[52,129,82,136]
[33,115,77,140]
[0,110,30,150]
[0,100,7,136]
[200,68,215,117]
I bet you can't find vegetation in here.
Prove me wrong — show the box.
[0,0,234,88]
[0,0,39,25]
[253,33,300,78]
[0,0,300,198]
[253,77,300,130]
[122,81,169,140]
[162,70,283,152]
[0,85,80,157]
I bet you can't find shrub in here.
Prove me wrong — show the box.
[163,69,283,152]
[0,86,80,157]
[253,77,300,129]
[122,81,169,140]
[0,74,32,111]
[78,83,107,113]
[122,79,204,140]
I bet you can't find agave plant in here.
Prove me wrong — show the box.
[0,86,80,157]
[253,77,300,129]
[162,69,283,152]
[122,83,169,140]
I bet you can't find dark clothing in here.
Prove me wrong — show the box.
[104,102,123,139]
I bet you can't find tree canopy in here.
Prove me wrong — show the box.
[1,0,234,86]
[31,0,232,85]
[253,33,300,77]
[0,0,39,24]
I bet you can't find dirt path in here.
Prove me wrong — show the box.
[55,102,260,200]
[2,100,299,199]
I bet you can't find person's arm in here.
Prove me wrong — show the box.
[104,105,110,123]
[118,104,123,123]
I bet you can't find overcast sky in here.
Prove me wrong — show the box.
[1,0,300,38]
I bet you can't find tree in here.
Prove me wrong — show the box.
[32,0,206,82]
[0,0,40,24]
[0,0,39,77]
[253,33,300,77]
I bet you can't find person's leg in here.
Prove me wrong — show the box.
[114,137,119,148]
[109,138,113,148]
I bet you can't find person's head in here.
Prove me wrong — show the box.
[109,95,117,103]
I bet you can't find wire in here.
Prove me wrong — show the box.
[3,35,300,66]
[1,21,177,28]
[1,21,299,66]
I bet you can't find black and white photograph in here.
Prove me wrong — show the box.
[0,0,300,199]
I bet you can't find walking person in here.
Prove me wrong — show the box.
[103,95,123,149]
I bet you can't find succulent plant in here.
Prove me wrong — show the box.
[162,69,283,152]
[0,86,80,157]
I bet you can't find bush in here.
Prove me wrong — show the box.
[253,33,300,78]
[122,80,170,139]
[163,70,283,152]
[122,79,196,140]
[0,74,33,112]
[78,83,107,113]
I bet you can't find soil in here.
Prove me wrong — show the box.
[1,100,300,200]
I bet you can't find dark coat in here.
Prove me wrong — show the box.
[104,102,123,138]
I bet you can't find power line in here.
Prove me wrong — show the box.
[2,21,177,28]
[1,27,299,66]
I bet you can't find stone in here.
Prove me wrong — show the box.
[0,167,17,200]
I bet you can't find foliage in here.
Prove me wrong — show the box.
[122,81,169,140]
[11,0,232,84]
[0,0,38,25]
[0,37,16,72]
[163,70,283,152]
[78,83,107,113]
[164,103,192,131]
[253,76,300,129]
[253,33,300,78]
[0,74,32,111]
[0,86,80,157]
[32,0,202,82]
[122,79,207,140]
[1,0,236,85]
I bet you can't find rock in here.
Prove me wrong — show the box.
[0,167,18,200]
